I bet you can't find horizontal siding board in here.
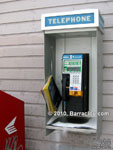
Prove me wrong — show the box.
[26,139,60,150]
[0,33,44,46]
[25,104,45,116]
[103,68,113,80]
[25,127,45,141]
[0,80,44,91]
[103,55,113,67]
[25,140,42,150]
[25,140,41,150]
[6,91,45,104]
[103,81,113,94]
[0,69,44,79]
[102,108,113,121]
[103,42,113,54]
[103,14,113,28]
[102,121,113,134]
[25,116,45,128]
[0,10,41,24]
[0,21,41,35]
[103,95,113,108]
[103,28,113,41]
[0,0,15,3]
[0,57,44,68]
[0,45,44,57]
[62,133,113,147]
[0,0,110,14]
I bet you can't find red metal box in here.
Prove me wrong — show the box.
[0,91,25,150]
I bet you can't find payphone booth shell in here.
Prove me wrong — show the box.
[41,9,104,136]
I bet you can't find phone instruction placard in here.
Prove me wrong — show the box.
[62,54,83,91]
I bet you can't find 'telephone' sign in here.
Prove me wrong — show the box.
[45,13,94,27]
[41,9,104,32]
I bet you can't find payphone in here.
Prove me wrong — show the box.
[62,54,89,114]
[41,9,104,135]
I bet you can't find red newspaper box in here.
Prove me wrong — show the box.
[0,90,25,150]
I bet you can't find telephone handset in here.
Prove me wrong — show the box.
[62,54,89,114]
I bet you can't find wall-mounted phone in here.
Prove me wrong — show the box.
[62,54,89,114]
[42,9,104,135]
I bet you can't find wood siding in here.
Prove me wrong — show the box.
[0,0,113,149]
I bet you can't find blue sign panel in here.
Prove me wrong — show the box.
[72,54,83,59]
[62,54,83,60]
[45,13,94,27]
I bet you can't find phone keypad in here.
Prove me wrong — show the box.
[72,73,80,84]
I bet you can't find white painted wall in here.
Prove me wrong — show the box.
[0,0,113,149]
